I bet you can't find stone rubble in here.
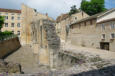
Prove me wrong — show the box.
[0,59,22,74]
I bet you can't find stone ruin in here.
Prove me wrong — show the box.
[31,19,60,69]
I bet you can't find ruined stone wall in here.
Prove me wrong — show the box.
[21,4,53,45]
[0,37,21,58]
[43,20,60,68]
[31,19,60,68]
[21,4,36,45]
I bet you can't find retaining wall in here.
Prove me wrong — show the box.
[0,37,21,58]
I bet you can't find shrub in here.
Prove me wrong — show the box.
[2,31,13,36]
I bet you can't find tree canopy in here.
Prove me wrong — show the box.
[0,16,4,31]
[80,0,106,16]
[69,5,79,15]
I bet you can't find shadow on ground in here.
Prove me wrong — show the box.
[70,65,115,76]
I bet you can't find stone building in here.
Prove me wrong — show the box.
[56,11,89,43]
[69,8,115,52]
[0,4,53,45]
[0,8,21,37]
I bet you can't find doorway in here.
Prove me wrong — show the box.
[100,42,109,50]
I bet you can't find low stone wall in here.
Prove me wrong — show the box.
[0,37,21,58]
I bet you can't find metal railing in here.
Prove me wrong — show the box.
[0,34,18,42]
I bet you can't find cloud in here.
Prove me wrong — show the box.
[1,0,113,19]
[0,0,28,9]
[27,0,82,19]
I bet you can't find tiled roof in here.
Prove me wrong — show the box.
[70,10,110,26]
[0,8,21,13]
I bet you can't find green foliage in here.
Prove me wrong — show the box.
[80,0,106,16]
[1,31,13,35]
[0,31,13,37]
[69,5,79,15]
[0,16,4,31]
[0,31,14,41]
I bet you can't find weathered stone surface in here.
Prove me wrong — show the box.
[31,19,60,68]
[0,59,21,73]
[7,62,21,73]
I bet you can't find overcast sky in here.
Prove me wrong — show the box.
[0,0,114,19]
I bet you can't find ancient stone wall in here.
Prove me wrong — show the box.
[43,19,60,68]
[31,19,60,68]
[21,4,54,45]
[0,37,21,58]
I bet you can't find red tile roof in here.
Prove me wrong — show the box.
[0,8,21,13]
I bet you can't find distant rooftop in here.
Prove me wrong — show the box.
[0,8,21,13]
[70,8,115,26]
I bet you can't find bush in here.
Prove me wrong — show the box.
[1,31,13,36]
[0,16,4,31]
[0,31,14,40]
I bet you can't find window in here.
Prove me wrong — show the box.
[17,31,20,36]
[5,23,8,27]
[5,13,8,15]
[11,23,14,27]
[17,23,20,27]
[102,34,105,39]
[11,16,14,20]
[101,24,105,30]
[110,23,115,29]
[111,33,115,39]
[5,16,8,20]
[17,17,20,20]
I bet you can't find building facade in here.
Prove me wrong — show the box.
[56,11,89,43]
[0,4,53,45]
[0,8,21,37]
[69,8,115,52]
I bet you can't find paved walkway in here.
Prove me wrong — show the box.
[63,43,115,61]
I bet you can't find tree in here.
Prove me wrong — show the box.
[69,5,79,15]
[0,16,4,31]
[80,0,106,16]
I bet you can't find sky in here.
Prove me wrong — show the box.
[0,0,114,19]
